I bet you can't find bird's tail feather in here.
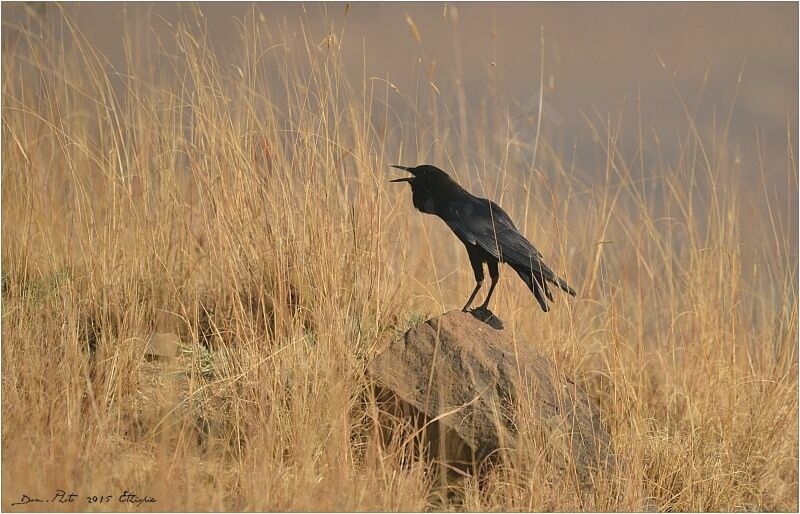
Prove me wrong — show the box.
[532,281,550,312]
[543,279,554,302]
[513,266,550,312]
[530,260,577,297]
[553,276,576,297]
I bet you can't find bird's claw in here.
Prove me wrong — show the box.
[467,306,504,330]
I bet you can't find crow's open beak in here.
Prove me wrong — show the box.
[389,165,414,183]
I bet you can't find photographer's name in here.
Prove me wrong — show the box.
[11,490,156,507]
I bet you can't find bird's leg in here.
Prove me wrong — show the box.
[478,259,500,310]
[462,280,483,312]
[463,249,485,312]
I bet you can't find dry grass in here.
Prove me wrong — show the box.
[2,6,797,511]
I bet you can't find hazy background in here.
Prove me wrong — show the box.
[4,1,798,242]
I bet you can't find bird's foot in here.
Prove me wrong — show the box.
[468,306,504,330]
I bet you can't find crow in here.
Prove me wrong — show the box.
[390,164,576,313]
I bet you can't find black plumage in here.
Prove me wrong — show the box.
[390,164,576,312]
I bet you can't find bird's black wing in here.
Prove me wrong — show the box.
[441,197,576,296]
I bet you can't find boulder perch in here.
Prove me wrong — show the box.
[369,310,613,482]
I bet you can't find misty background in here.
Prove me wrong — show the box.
[3,2,797,248]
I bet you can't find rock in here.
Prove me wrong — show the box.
[369,310,613,482]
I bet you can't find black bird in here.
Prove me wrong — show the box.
[390,164,576,312]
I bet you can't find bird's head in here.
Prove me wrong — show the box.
[389,164,451,188]
[389,164,456,214]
